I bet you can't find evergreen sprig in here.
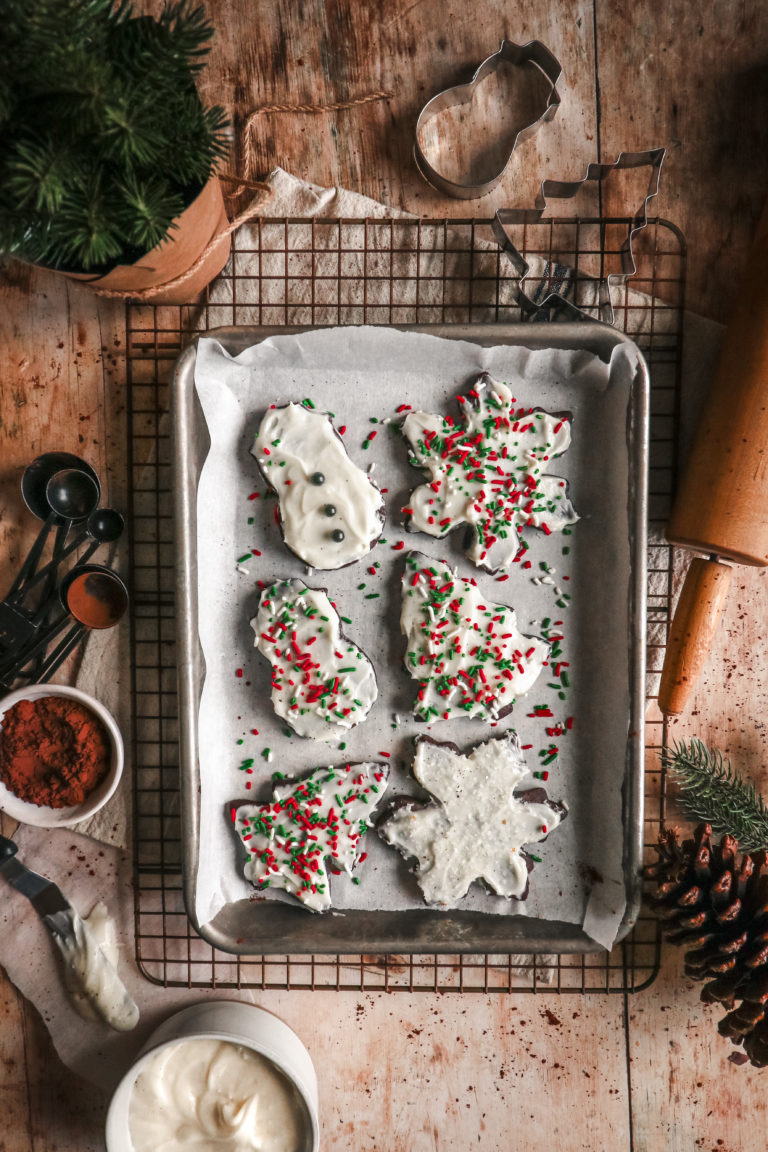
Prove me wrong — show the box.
[663,738,768,853]
[0,0,228,272]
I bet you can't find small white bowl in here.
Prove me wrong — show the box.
[106,1002,320,1152]
[0,684,124,827]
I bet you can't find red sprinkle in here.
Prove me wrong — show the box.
[339,425,347,435]
[235,668,243,678]
[379,751,391,758]
[392,541,405,551]
[248,492,260,500]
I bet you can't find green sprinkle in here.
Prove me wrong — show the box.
[352,877,361,885]
[365,593,380,599]
[262,748,271,759]
[302,397,315,409]
[341,616,352,624]
[237,553,251,563]
[339,742,347,750]
[236,738,244,745]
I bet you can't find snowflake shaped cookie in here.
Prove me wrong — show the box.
[232,761,389,912]
[402,372,578,571]
[380,734,566,906]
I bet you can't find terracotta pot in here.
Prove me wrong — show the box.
[55,176,231,304]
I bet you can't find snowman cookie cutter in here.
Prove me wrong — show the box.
[414,39,563,199]
[491,148,667,323]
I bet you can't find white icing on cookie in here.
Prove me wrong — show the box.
[380,733,565,906]
[252,404,384,569]
[253,579,377,739]
[233,761,389,912]
[401,552,548,722]
[402,373,578,571]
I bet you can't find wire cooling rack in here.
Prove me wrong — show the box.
[126,215,684,992]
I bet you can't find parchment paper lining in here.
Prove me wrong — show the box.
[193,327,640,947]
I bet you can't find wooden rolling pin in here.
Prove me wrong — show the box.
[659,200,768,714]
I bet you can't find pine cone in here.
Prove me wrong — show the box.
[646,823,768,1067]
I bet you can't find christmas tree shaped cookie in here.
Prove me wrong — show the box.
[401,552,549,722]
[402,372,578,571]
[381,733,566,906]
[232,761,389,912]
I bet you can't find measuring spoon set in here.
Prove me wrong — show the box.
[0,452,128,689]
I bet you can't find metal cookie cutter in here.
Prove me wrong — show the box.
[414,39,562,199]
[491,148,666,323]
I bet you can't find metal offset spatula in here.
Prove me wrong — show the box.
[0,833,71,917]
[0,834,139,1030]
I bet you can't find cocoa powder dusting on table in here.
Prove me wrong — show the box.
[0,697,110,808]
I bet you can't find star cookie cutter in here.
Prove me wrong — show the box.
[414,39,562,199]
[491,147,666,323]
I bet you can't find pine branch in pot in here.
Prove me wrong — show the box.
[0,0,232,303]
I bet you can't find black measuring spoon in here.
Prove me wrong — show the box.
[6,467,101,599]
[36,565,129,682]
[18,508,124,597]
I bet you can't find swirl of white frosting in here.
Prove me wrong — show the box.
[128,1039,306,1152]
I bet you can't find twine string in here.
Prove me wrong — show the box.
[93,89,392,301]
[242,90,393,181]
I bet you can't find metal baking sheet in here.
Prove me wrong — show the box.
[172,323,647,955]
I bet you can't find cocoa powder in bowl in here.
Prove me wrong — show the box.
[0,695,110,808]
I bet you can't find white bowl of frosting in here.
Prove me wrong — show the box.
[105,1002,319,1152]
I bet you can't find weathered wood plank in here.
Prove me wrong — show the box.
[0,974,32,1152]
[631,565,768,1151]
[595,0,768,321]
[201,0,601,219]
[253,988,631,1150]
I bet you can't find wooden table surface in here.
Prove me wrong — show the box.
[3,2,768,1148]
